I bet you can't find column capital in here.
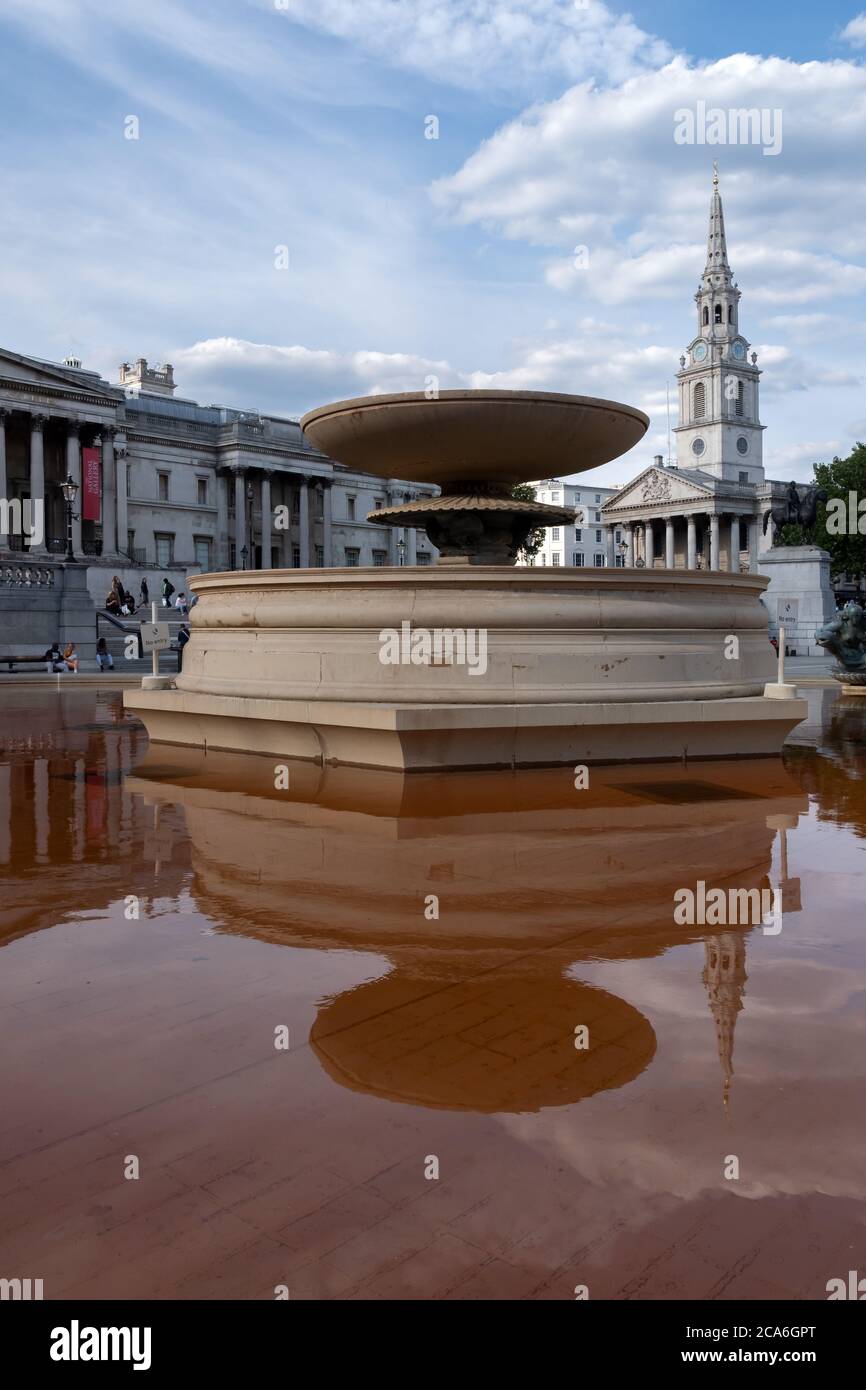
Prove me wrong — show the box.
[30,413,49,432]
[0,406,10,423]
[66,420,81,438]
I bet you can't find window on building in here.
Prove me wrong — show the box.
[292,544,300,567]
[551,492,560,503]
[714,304,723,324]
[230,543,236,569]
[345,547,360,567]
[315,545,324,566]
[157,472,169,502]
[416,551,432,566]
[595,494,601,504]
[694,381,706,420]
[196,478,208,506]
[155,533,174,567]
[703,306,709,326]
[739,471,748,484]
[615,530,622,544]
[551,527,560,540]
[372,549,387,566]
[595,528,602,543]
[572,552,585,567]
[736,380,745,417]
[594,511,601,522]
[594,553,605,567]
[314,491,323,517]
[729,305,734,323]
[615,555,625,568]
[126,464,132,498]
[271,547,280,568]
[193,537,211,568]
[373,496,384,510]
[575,527,582,542]
[347,496,356,520]
[574,492,581,501]
[551,554,561,566]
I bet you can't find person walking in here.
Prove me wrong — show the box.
[176,623,190,671]
[140,577,149,610]
[161,576,175,608]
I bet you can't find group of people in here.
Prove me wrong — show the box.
[44,642,80,674]
[105,575,150,616]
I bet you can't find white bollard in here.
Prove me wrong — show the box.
[151,600,160,680]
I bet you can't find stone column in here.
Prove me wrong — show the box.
[66,422,83,557]
[260,471,272,569]
[29,414,49,557]
[100,428,117,556]
[321,479,333,567]
[215,471,228,569]
[115,444,128,558]
[234,468,246,566]
[299,476,311,567]
[686,514,697,570]
[645,519,655,569]
[624,523,634,567]
[0,408,8,549]
[729,516,741,573]
[665,517,676,570]
[710,514,720,571]
[748,516,759,574]
[605,527,615,568]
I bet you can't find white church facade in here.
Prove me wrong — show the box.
[602,167,787,572]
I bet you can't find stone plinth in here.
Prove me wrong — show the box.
[758,545,836,656]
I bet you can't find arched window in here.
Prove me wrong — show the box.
[736,380,744,418]
[702,306,709,326]
[728,304,735,324]
[714,304,723,324]
[693,381,706,420]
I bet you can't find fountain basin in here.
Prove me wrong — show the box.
[125,565,807,770]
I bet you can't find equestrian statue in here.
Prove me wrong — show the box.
[762,481,828,546]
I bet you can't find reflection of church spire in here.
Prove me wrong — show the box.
[702,933,748,1110]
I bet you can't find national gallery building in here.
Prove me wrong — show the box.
[0,350,437,594]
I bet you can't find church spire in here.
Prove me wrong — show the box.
[694,162,741,337]
[701,161,733,291]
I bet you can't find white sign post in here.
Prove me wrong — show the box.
[140,602,171,681]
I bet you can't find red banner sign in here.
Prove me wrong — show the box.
[82,447,101,522]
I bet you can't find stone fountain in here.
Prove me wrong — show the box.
[125,389,806,768]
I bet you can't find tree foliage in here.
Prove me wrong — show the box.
[511,483,546,561]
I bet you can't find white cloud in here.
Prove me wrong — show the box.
[274,0,673,95]
[840,13,866,47]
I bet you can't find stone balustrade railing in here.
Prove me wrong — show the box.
[1,564,56,587]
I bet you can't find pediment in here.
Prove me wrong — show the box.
[0,348,116,398]
[604,466,714,511]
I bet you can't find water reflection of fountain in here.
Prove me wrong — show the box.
[127,749,807,1115]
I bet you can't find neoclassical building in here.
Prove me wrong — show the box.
[602,167,785,569]
[0,351,437,596]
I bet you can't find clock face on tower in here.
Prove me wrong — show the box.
[693,343,708,363]
[731,341,746,360]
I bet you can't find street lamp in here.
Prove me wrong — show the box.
[617,539,628,568]
[397,537,406,567]
[60,474,79,562]
[246,481,255,569]
[240,544,249,571]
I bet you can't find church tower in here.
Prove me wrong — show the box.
[674,166,765,486]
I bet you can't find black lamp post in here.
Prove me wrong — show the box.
[240,544,249,571]
[397,537,406,567]
[60,474,79,562]
[246,481,254,569]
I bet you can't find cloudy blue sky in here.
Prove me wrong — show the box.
[1,0,864,485]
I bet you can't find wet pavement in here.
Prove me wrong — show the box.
[1,685,864,1300]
